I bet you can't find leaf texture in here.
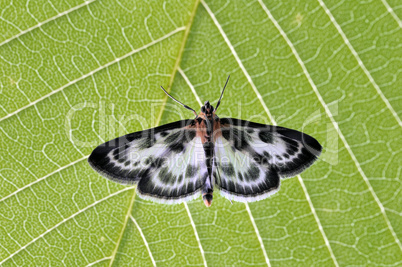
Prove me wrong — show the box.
[1,0,401,266]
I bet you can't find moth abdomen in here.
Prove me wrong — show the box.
[202,188,213,207]
[203,193,213,207]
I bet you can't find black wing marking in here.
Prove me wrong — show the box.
[88,119,208,203]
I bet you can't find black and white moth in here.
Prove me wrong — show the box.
[88,76,322,207]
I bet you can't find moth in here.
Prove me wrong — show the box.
[88,76,322,207]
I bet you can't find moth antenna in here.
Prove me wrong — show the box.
[215,75,230,111]
[160,86,198,117]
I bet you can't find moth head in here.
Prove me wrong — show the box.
[201,101,215,116]
[160,75,229,118]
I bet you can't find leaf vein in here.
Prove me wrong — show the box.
[0,0,98,48]
[0,156,89,203]
[184,203,208,267]
[318,0,402,127]
[380,0,402,29]
[108,190,137,266]
[0,27,185,123]
[0,187,134,265]
[129,215,156,266]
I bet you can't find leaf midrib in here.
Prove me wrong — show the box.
[107,1,203,266]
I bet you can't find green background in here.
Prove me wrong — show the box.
[1,0,401,266]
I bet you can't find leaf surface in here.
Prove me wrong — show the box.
[1,0,402,266]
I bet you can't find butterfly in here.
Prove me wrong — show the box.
[88,76,322,207]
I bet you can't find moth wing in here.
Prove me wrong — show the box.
[213,135,280,203]
[88,119,208,203]
[213,118,322,202]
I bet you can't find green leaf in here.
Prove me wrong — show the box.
[1,0,402,266]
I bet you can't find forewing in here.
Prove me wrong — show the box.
[88,119,208,203]
[213,118,322,202]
